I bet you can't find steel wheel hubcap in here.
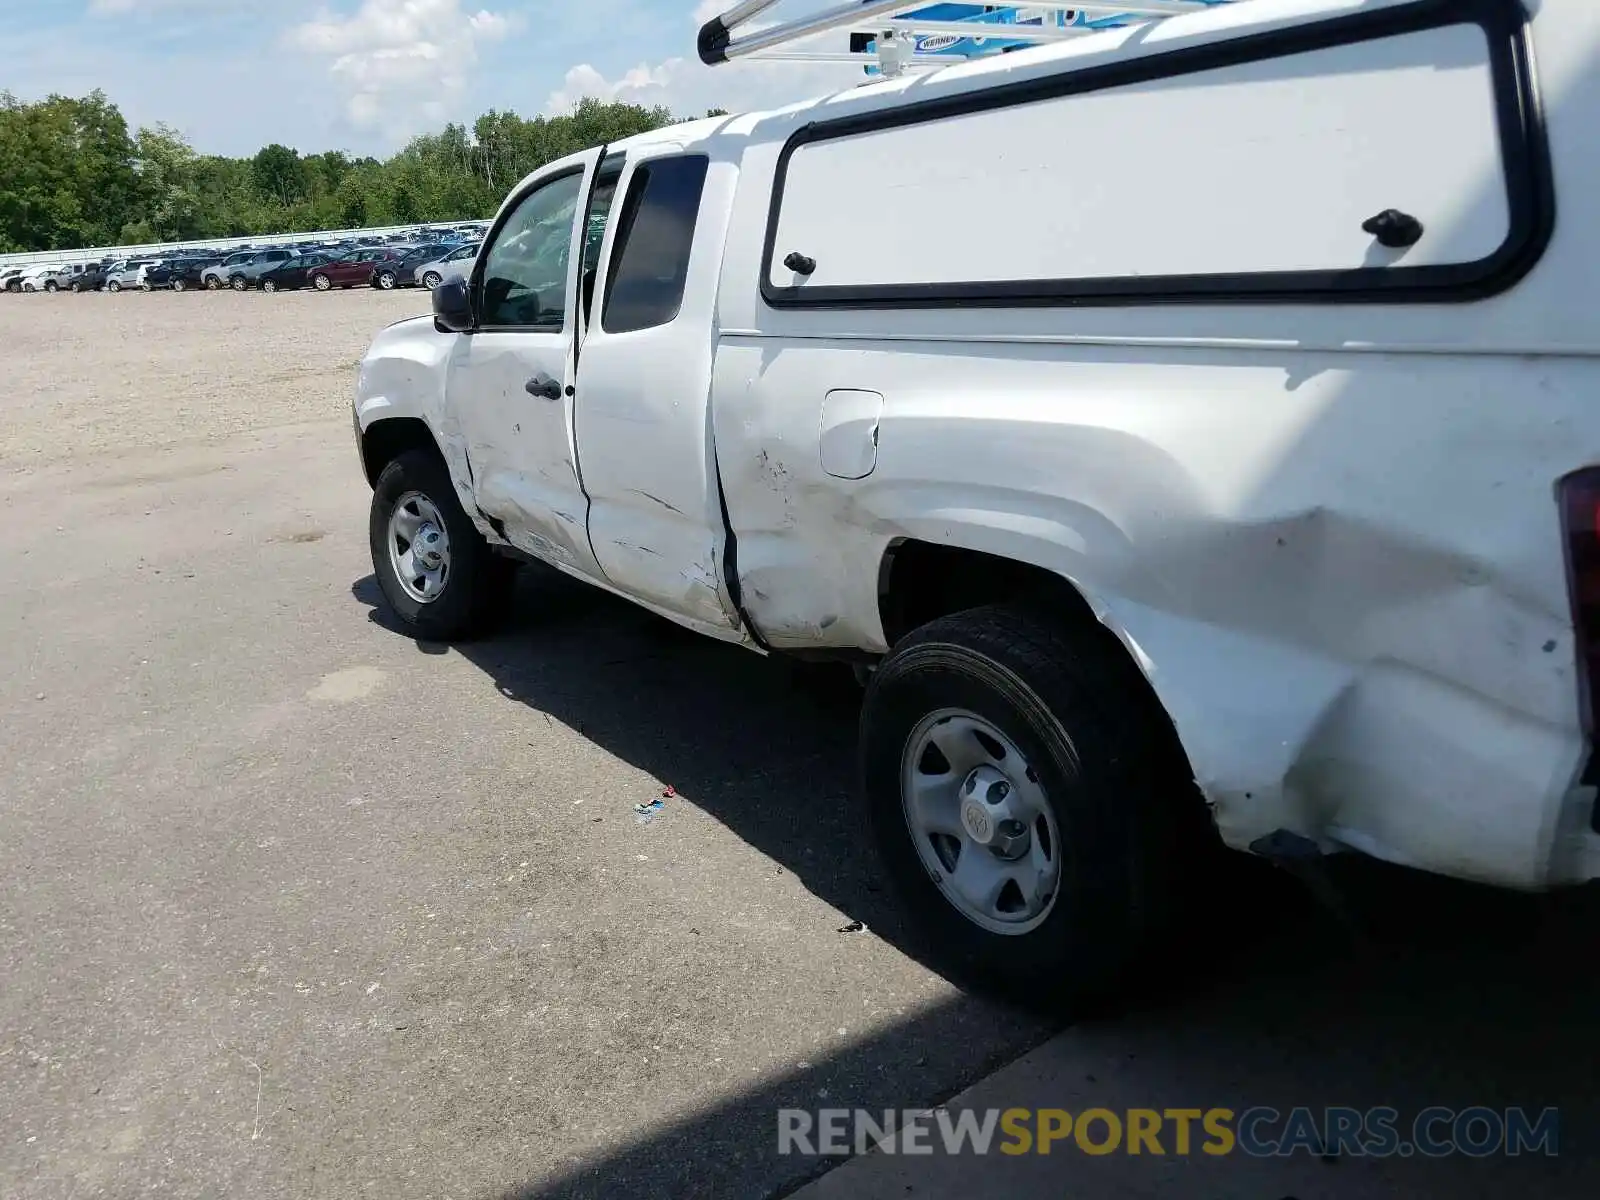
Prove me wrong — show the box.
[900,708,1062,935]
[388,491,451,604]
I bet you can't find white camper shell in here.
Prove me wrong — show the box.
[353,0,1600,1000]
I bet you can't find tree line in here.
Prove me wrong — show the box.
[0,91,723,254]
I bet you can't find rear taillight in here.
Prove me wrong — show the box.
[1558,470,1600,829]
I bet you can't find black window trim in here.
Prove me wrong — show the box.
[576,150,628,356]
[470,161,591,334]
[600,152,711,335]
[759,0,1553,311]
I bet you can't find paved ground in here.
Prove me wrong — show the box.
[0,290,1049,1199]
[2,289,1596,1200]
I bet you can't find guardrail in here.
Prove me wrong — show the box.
[0,221,489,270]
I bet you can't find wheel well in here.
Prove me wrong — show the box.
[878,538,1209,832]
[877,539,1098,649]
[360,417,443,489]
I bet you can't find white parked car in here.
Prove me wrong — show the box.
[412,242,480,290]
[18,264,65,292]
[353,0,1600,1003]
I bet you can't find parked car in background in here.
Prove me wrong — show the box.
[227,249,296,290]
[1,266,28,292]
[103,259,155,292]
[413,242,480,290]
[202,251,257,289]
[367,247,417,290]
[167,255,223,291]
[70,260,113,292]
[142,257,186,289]
[256,251,337,292]
[41,263,89,291]
[18,264,64,292]
[304,247,392,291]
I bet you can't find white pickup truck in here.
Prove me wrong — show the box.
[355,0,1600,1001]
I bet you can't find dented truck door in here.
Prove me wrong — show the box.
[571,149,745,636]
[444,151,606,578]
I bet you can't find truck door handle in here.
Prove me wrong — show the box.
[525,374,562,400]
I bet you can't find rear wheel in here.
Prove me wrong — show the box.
[860,604,1202,1010]
[230,275,247,291]
[69,281,81,294]
[172,277,186,292]
[312,273,331,292]
[369,449,516,641]
[261,278,278,293]
[422,270,443,290]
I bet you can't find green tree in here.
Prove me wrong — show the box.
[134,124,203,241]
[251,143,309,207]
[0,93,682,252]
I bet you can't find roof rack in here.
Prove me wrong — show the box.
[697,1,1232,74]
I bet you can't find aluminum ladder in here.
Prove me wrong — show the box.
[697,1,1237,75]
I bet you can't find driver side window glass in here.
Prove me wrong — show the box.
[479,171,584,330]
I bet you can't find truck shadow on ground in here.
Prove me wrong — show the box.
[352,566,1600,1199]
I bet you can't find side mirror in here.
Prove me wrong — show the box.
[432,276,475,333]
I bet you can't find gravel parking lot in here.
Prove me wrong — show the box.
[3,290,1598,1200]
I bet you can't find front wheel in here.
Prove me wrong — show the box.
[860,604,1200,1010]
[69,282,81,293]
[44,280,59,293]
[369,449,516,641]
[230,276,247,291]
[312,273,331,291]
[107,281,121,293]
[375,271,397,290]
[172,277,186,292]
[205,276,221,291]
[261,278,278,293]
[421,271,443,290]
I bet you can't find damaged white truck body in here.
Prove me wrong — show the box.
[355,0,1600,999]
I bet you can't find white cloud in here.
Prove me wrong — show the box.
[289,0,516,137]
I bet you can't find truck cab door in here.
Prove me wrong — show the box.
[573,149,744,638]
[443,150,607,579]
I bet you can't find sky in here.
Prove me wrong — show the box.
[0,0,862,157]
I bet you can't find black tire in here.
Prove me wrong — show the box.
[859,603,1201,1010]
[172,277,186,292]
[108,281,121,293]
[311,273,331,291]
[375,270,397,290]
[230,275,247,291]
[261,278,278,293]
[369,449,515,641]
[205,276,222,291]
[44,280,59,292]
[69,281,81,293]
[422,271,442,290]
